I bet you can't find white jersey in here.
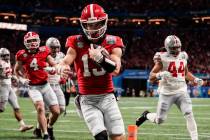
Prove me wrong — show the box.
[0,60,12,85]
[48,52,65,84]
[153,51,188,95]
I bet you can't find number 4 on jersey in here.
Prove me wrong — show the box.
[30,58,39,70]
[168,61,184,77]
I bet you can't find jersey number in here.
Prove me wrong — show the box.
[82,54,105,77]
[30,58,39,70]
[168,61,184,77]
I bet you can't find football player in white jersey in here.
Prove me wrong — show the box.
[0,48,33,132]
[33,37,66,138]
[136,35,204,140]
[45,37,66,113]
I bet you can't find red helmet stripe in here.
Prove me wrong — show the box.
[173,35,178,46]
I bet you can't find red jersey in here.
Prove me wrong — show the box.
[16,46,50,85]
[66,34,124,95]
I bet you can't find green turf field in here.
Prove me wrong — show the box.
[0,97,210,140]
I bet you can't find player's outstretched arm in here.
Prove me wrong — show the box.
[56,48,76,79]
[47,55,57,67]
[149,62,163,83]
[14,61,23,78]
[185,67,204,86]
[14,61,30,84]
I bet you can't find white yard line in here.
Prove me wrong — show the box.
[0,117,210,125]
[0,128,209,138]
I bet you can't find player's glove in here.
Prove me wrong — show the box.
[44,66,56,75]
[194,78,203,86]
[56,65,71,79]
[89,44,104,63]
[156,71,172,80]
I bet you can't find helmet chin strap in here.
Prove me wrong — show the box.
[27,47,38,54]
[86,27,106,41]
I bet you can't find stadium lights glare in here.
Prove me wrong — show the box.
[0,22,27,31]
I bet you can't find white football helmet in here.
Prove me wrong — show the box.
[46,37,61,56]
[0,48,10,62]
[164,35,182,56]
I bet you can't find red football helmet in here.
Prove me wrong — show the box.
[24,31,40,52]
[80,4,108,41]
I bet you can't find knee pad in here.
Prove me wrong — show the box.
[94,130,108,140]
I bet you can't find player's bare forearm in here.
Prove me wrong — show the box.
[47,55,57,67]
[149,72,158,83]
[111,48,122,76]
[149,62,162,83]
[60,48,76,66]
[186,71,196,82]
[185,67,196,82]
[14,61,23,78]
[110,54,121,76]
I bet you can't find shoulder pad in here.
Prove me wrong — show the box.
[180,51,188,60]
[153,52,162,63]
[16,50,26,61]
[106,35,125,52]
[106,35,117,45]
[65,35,82,49]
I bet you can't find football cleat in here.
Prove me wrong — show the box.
[136,110,150,127]
[43,134,50,140]
[33,128,42,138]
[19,124,34,132]
[48,127,55,140]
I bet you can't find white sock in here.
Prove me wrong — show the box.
[43,131,48,135]
[185,113,198,140]
[19,120,25,126]
[146,113,157,123]
[36,123,40,129]
[48,123,53,128]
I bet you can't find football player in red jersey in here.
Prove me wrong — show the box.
[14,32,60,140]
[57,4,125,140]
